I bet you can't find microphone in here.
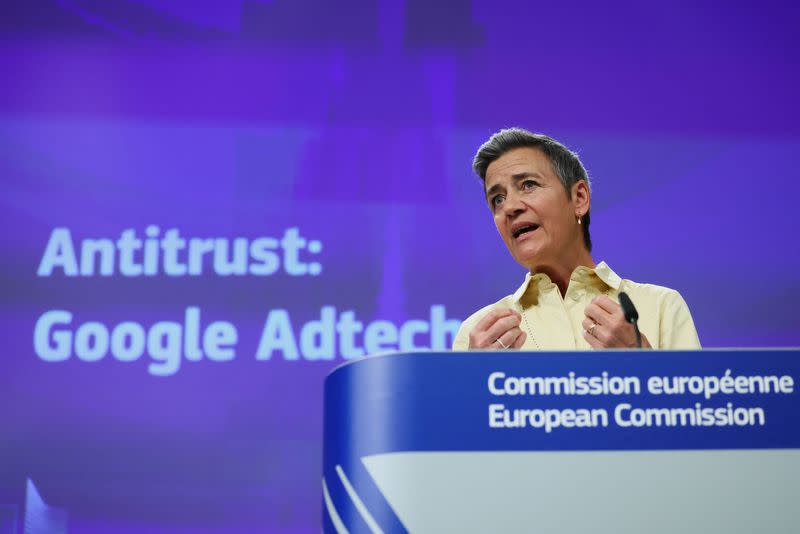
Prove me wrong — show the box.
[618,292,642,348]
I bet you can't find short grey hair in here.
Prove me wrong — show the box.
[472,127,593,252]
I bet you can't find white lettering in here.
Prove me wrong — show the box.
[256,309,298,360]
[33,310,73,361]
[37,228,78,276]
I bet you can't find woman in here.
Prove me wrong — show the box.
[452,128,700,351]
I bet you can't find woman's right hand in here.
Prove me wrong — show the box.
[468,308,527,349]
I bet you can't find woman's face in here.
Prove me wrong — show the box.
[484,147,586,271]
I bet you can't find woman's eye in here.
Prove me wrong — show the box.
[492,195,505,207]
[522,180,538,190]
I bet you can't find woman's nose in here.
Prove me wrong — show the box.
[502,191,525,214]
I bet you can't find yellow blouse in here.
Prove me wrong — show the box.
[453,262,701,350]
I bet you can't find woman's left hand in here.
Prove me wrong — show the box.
[582,295,652,349]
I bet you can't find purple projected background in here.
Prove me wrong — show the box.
[1,1,799,533]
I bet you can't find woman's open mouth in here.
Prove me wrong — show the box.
[512,223,539,239]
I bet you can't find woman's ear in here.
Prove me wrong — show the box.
[571,180,591,217]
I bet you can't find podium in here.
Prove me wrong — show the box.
[322,350,800,533]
